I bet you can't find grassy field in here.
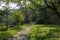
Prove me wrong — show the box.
[0,24,60,40]
[29,24,60,40]
[0,24,27,40]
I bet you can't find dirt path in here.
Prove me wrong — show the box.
[8,25,32,40]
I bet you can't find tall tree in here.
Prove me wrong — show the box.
[44,0,60,17]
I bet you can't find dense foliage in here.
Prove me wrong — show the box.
[13,10,25,24]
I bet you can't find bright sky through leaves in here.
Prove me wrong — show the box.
[0,1,20,10]
[0,1,30,10]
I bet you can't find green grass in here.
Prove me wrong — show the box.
[0,24,60,40]
[0,32,8,40]
[7,24,27,37]
[0,24,27,40]
[29,24,60,40]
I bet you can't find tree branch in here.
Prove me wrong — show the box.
[44,0,60,17]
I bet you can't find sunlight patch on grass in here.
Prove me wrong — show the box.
[29,24,60,40]
[7,30,17,36]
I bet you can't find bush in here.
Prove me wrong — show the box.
[0,32,8,40]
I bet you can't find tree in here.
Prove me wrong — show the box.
[0,10,5,23]
[44,0,60,17]
[28,0,48,24]
[28,0,60,24]
[13,10,25,25]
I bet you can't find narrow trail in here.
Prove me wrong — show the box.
[8,25,32,40]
